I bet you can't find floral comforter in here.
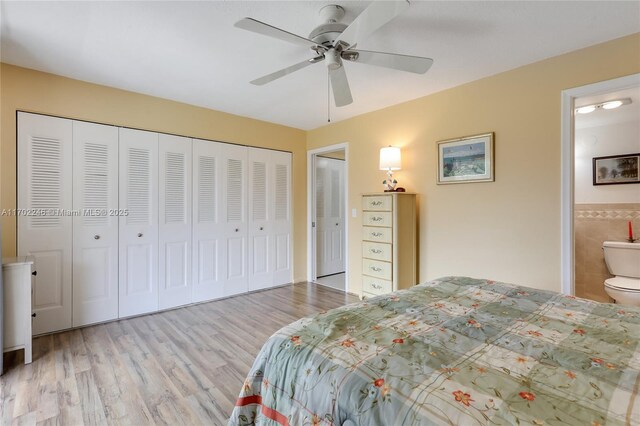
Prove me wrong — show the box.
[229,277,640,425]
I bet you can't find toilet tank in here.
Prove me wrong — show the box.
[602,241,640,278]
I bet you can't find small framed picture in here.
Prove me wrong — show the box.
[593,153,640,185]
[437,132,494,184]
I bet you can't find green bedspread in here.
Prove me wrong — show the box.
[229,277,640,425]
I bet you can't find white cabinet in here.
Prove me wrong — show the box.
[158,134,192,309]
[2,257,34,364]
[118,128,159,318]
[316,157,345,277]
[17,112,73,335]
[72,121,120,327]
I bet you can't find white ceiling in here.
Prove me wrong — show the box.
[576,87,640,130]
[1,1,639,130]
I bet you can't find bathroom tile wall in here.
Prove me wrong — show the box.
[575,203,640,302]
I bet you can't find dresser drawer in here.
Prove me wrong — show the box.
[362,241,392,262]
[362,226,392,243]
[362,195,392,212]
[363,211,392,227]
[362,275,393,295]
[363,258,392,281]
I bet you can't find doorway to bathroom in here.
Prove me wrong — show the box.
[307,143,349,292]
[561,73,640,300]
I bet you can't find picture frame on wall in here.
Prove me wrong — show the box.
[437,132,494,184]
[593,153,640,185]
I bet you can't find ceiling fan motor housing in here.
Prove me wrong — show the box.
[309,5,348,46]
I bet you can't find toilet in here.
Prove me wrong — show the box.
[602,241,640,306]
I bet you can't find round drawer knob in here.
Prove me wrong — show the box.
[137,233,143,238]
[94,235,100,240]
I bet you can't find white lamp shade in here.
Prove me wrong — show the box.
[379,146,402,170]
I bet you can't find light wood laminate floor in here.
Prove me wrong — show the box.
[1,283,357,426]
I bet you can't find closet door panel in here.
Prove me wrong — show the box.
[17,112,73,335]
[221,144,248,296]
[271,151,293,286]
[72,121,119,327]
[248,148,272,291]
[192,139,224,302]
[118,128,159,317]
[316,157,344,277]
[158,134,192,309]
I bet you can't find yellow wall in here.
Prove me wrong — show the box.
[307,33,640,294]
[0,64,308,281]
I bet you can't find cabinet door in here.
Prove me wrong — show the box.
[316,157,345,277]
[72,121,119,327]
[270,150,293,286]
[248,148,272,290]
[17,112,73,335]
[192,139,224,302]
[118,128,159,317]
[221,144,248,296]
[158,134,192,309]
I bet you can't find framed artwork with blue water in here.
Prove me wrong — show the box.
[437,132,494,184]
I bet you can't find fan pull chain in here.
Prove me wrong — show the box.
[327,68,331,123]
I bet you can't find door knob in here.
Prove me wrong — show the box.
[32,270,37,276]
[235,228,239,232]
[94,235,100,240]
[335,223,339,226]
[137,233,143,238]
[260,227,264,231]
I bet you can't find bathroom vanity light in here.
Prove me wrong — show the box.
[575,98,632,114]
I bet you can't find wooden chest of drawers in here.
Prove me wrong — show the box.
[361,193,416,298]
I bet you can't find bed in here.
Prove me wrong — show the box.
[228,276,640,425]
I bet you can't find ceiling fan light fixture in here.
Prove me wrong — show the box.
[326,48,342,70]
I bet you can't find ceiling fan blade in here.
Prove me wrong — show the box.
[344,49,433,74]
[335,0,410,48]
[329,65,353,107]
[250,57,322,86]
[235,18,321,49]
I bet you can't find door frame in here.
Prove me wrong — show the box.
[560,73,640,296]
[307,142,349,292]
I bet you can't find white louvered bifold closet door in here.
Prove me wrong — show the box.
[158,134,192,309]
[221,144,249,296]
[72,121,119,327]
[316,157,345,277]
[270,150,293,286]
[17,112,73,335]
[118,128,159,317]
[248,148,273,290]
[192,139,225,302]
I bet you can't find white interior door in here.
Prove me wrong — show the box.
[248,148,272,290]
[17,112,73,335]
[271,150,293,286]
[221,144,248,296]
[72,121,119,327]
[316,157,345,277]
[118,128,159,317]
[192,139,224,302]
[158,134,192,310]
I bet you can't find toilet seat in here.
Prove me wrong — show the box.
[604,277,640,291]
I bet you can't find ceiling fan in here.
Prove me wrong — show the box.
[234,1,433,107]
